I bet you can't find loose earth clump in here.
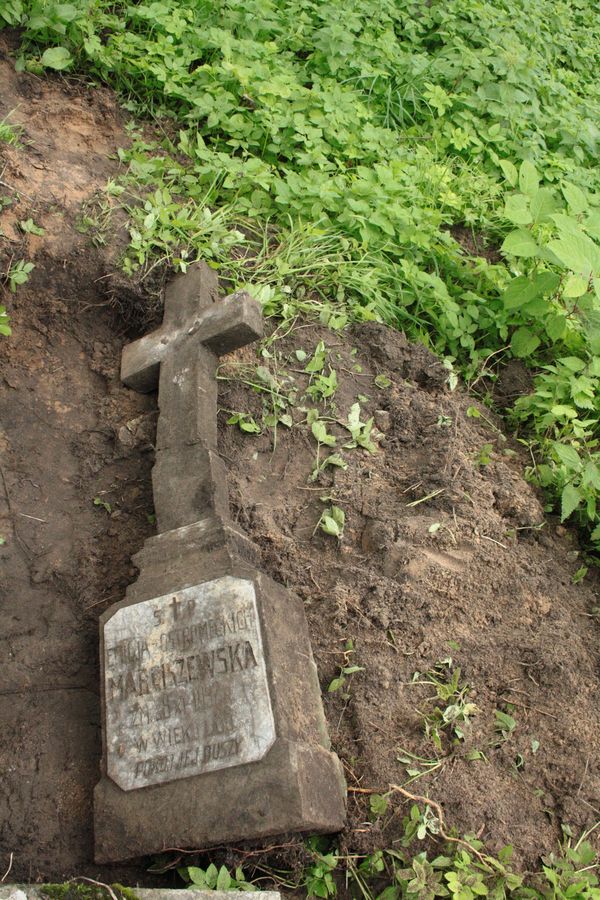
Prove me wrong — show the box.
[0,33,599,892]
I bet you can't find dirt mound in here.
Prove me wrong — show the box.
[1,36,599,887]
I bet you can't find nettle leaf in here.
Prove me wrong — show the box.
[40,46,73,70]
[501,229,539,258]
[553,442,582,469]
[519,160,540,198]
[511,327,541,358]
[504,194,531,226]
[561,483,582,521]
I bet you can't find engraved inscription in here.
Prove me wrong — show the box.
[103,576,275,790]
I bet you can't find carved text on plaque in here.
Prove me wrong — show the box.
[103,576,275,790]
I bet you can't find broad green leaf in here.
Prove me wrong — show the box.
[511,327,541,358]
[553,443,581,469]
[187,868,208,887]
[563,275,588,297]
[547,232,600,276]
[311,420,336,446]
[320,515,341,536]
[504,194,531,225]
[519,160,539,197]
[499,160,518,187]
[40,46,73,70]
[328,676,345,692]
[584,211,600,241]
[562,182,588,214]
[216,866,231,891]
[501,229,539,258]
[546,314,567,342]
[530,187,558,224]
[561,483,582,521]
[502,272,559,309]
[558,356,586,372]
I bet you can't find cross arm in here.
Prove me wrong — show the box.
[121,290,263,393]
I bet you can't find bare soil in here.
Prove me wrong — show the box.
[1,36,599,889]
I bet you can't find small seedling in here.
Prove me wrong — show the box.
[495,709,517,744]
[310,453,347,482]
[317,504,345,539]
[397,748,445,783]
[93,496,112,514]
[572,565,588,584]
[0,306,11,337]
[19,218,44,236]
[179,863,257,892]
[227,412,261,434]
[474,443,494,466]
[369,792,391,819]
[304,837,338,899]
[412,659,478,750]
[327,639,363,693]
[342,402,377,452]
[306,368,338,401]
[428,521,457,543]
[374,374,391,389]
[304,340,327,374]
[0,536,5,546]
[7,260,34,292]
[0,115,23,145]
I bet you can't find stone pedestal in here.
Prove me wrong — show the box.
[94,518,346,862]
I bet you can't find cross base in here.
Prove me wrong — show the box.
[94,519,346,862]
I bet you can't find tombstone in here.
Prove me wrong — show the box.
[94,263,346,862]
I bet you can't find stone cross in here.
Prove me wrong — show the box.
[121,266,263,532]
[94,263,346,864]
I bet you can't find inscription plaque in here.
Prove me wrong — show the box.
[103,575,275,791]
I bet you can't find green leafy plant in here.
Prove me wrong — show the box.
[317,504,345,540]
[6,259,34,292]
[0,113,23,145]
[0,306,11,337]
[412,659,478,751]
[226,412,261,434]
[19,217,44,235]
[178,863,257,892]
[11,0,600,551]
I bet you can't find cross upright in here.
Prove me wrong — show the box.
[121,263,263,532]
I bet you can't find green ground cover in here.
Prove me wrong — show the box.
[2,0,600,550]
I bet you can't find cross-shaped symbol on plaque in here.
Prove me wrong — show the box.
[120,263,263,531]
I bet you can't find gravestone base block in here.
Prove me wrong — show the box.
[94,526,346,862]
[94,737,345,862]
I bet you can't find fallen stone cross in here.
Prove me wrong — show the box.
[94,262,346,862]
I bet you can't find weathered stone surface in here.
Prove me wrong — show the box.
[103,576,275,791]
[95,562,346,861]
[152,447,230,532]
[0,889,281,900]
[121,263,262,396]
[154,344,218,451]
